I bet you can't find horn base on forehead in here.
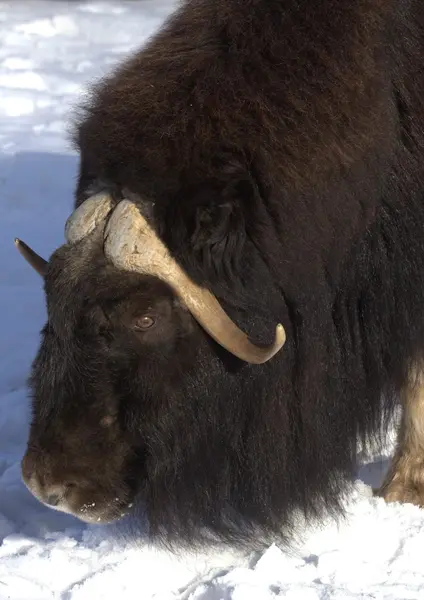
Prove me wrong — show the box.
[104,200,286,364]
[65,193,114,244]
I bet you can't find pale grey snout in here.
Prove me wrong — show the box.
[21,453,73,513]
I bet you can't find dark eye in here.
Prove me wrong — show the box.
[133,315,156,331]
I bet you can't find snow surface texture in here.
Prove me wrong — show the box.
[1,1,424,598]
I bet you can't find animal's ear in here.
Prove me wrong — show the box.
[159,157,261,286]
[186,165,259,284]
[190,198,246,281]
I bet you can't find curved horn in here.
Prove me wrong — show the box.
[14,238,48,277]
[65,193,114,244]
[104,200,286,364]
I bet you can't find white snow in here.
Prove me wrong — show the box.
[1,1,424,599]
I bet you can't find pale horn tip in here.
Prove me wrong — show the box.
[14,237,48,277]
[245,323,286,364]
[272,323,286,356]
[275,323,286,346]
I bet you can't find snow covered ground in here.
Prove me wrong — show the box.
[1,1,424,598]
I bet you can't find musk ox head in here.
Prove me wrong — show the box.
[16,193,285,537]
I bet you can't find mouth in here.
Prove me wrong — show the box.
[75,497,135,524]
[38,495,135,524]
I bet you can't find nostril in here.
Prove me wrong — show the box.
[45,493,61,507]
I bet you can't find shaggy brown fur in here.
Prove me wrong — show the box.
[20,0,424,548]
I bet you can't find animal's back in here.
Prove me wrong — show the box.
[75,0,424,198]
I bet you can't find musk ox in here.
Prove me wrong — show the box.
[15,0,424,547]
